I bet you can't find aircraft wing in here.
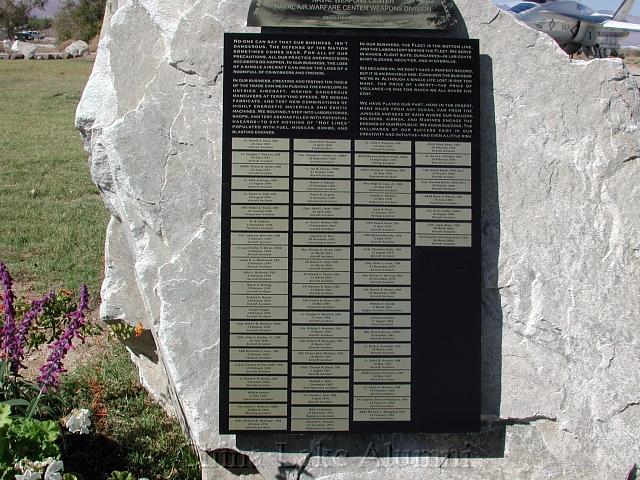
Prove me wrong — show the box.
[602,19,640,32]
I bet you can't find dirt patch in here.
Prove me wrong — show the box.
[6,282,110,380]
[21,309,111,381]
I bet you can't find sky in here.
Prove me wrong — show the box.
[32,0,60,18]
[574,0,640,14]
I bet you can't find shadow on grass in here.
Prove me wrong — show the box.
[63,433,126,479]
[58,341,200,480]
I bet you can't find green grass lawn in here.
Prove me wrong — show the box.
[60,342,201,479]
[0,60,108,295]
[0,60,200,479]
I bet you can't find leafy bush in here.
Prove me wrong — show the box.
[0,404,61,477]
[26,17,53,31]
[0,261,95,478]
[55,0,105,44]
[0,0,45,40]
[1,261,198,478]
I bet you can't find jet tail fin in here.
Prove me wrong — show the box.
[614,0,636,21]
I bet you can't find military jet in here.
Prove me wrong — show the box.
[503,0,640,56]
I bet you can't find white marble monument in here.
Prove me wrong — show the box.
[77,0,640,478]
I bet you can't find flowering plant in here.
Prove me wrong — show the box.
[0,262,99,480]
[0,262,158,480]
[0,263,99,406]
[0,403,67,479]
[64,409,91,435]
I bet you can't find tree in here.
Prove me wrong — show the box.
[0,0,46,39]
[26,16,53,30]
[55,0,105,43]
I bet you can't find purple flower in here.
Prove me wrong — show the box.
[0,261,18,368]
[38,285,90,391]
[0,262,15,319]
[11,291,57,373]
[1,262,58,375]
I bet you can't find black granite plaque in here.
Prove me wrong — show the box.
[220,33,480,434]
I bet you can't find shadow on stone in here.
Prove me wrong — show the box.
[106,323,160,363]
[479,54,502,422]
[208,448,261,475]
[276,461,314,480]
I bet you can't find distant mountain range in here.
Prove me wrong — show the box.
[32,0,60,18]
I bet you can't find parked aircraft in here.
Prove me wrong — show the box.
[503,0,640,56]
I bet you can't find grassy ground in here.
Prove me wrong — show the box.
[59,342,200,479]
[1,61,200,479]
[0,60,107,294]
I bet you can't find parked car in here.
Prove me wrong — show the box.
[16,30,44,41]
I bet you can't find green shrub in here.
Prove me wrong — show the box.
[0,404,62,478]
[26,17,53,31]
[0,262,97,479]
[55,0,106,44]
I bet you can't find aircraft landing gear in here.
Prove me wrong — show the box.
[563,42,582,56]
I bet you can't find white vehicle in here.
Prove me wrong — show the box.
[503,0,640,56]
[17,30,45,41]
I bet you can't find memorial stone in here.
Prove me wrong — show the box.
[78,0,640,478]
